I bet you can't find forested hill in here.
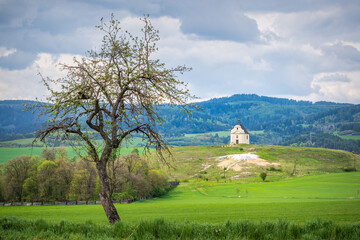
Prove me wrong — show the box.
[279,104,360,153]
[0,95,359,153]
[0,100,44,140]
[158,94,351,135]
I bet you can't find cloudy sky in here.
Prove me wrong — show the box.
[1,0,360,103]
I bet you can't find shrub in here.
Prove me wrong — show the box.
[260,172,267,182]
[343,167,357,172]
[152,186,166,197]
[268,166,282,172]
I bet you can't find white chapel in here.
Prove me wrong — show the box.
[230,120,250,144]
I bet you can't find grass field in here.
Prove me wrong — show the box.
[184,131,230,138]
[1,172,359,225]
[0,138,37,145]
[0,146,139,164]
[334,131,360,140]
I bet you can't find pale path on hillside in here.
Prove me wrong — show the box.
[216,154,280,171]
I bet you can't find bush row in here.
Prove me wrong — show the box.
[0,149,170,202]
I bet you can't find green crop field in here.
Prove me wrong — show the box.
[334,131,360,140]
[1,172,359,225]
[0,146,139,164]
[0,138,37,145]
[184,131,230,138]
[0,147,44,164]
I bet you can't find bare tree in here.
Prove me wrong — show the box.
[34,15,194,224]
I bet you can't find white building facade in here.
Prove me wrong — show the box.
[230,120,250,144]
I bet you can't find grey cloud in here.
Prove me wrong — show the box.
[317,74,351,83]
[322,43,360,63]
[180,11,259,42]
[75,0,262,42]
[0,0,38,29]
[271,4,360,45]
[161,0,260,42]
[0,0,262,70]
[239,0,360,13]
[0,51,37,70]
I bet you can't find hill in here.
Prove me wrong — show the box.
[0,94,359,153]
[151,144,360,182]
[270,104,360,152]
[159,94,350,135]
[158,94,360,152]
[0,100,44,141]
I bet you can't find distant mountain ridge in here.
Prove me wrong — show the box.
[158,94,352,135]
[0,100,44,140]
[0,95,359,153]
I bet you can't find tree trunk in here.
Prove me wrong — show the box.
[96,161,120,224]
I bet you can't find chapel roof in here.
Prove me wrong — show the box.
[232,124,249,134]
[231,119,249,134]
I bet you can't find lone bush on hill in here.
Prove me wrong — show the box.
[260,172,267,182]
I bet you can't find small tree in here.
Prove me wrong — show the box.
[4,156,36,202]
[34,15,194,224]
[260,172,267,182]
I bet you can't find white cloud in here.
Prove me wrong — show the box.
[0,47,16,57]
[307,72,360,103]
[0,52,80,100]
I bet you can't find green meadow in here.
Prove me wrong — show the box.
[1,172,359,225]
[0,146,140,164]
[1,144,360,240]
[334,131,360,141]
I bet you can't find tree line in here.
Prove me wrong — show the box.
[0,149,170,203]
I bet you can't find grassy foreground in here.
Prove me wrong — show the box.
[1,172,359,225]
[1,217,359,240]
[1,145,359,238]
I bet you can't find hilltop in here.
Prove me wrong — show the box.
[151,144,360,182]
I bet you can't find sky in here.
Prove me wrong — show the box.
[0,0,360,103]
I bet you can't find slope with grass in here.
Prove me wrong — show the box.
[153,144,360,182]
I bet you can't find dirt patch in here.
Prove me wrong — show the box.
[217,154,280,172]
[242,159,280,167]
[231,165,253,171]
[217,159,236,168]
